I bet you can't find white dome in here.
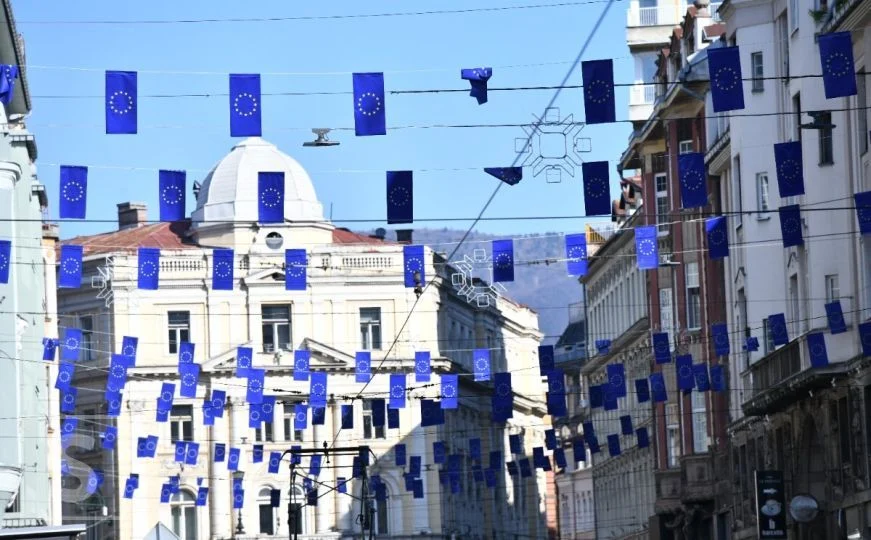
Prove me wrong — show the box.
[191,137,324,227]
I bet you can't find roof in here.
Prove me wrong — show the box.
[703,23,725,38]
[0,0,30,114]
[62,222,389,255]
[0,524,87,539]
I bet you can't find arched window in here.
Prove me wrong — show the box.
[287,485,309,535]
[170,490,197,540]
[375,495,389,535]
[258,487,277,535]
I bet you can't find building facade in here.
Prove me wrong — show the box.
[717,0,871,537]
[58,138,551,540]
[0,0,64,531]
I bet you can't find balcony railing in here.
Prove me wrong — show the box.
[709,2,722,21]
[630,83,656,106]
[626,4,678,27]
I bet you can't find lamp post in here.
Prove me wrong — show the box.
[232,470,245,537]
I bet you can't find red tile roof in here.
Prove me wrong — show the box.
[63,222,388,255]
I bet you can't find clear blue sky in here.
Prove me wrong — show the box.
[15,0,633,240]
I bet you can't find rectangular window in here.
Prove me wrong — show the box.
[763,317,775,354]
[778,15,790,80]
[686,262,701,330]
[667,424,681,468]
[793,93,802,142]
[261,305,292,353]
[655,173,669,232]
[859,66,868,155]
[751,52,764,92]
[362,401,385,440]
[167,311,190,355]
[80,315,94,362]
[283,413,305,442]
[660,287,674,338]
[259,503,275,535]
[170,405,193,443]
[818,111,834,165]
[825,274,840,303]
[359,308,383,350]
[255,423,273,442]
[733,155,743,227]
[756,173,770,216]
[692,391,709,453]
[679,140,694,154]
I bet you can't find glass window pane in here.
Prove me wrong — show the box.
[277,323,291,350]
[185,506,197,540]
[183,421,193,442]
[259,504,274,534]
[263,324,275,352]
[180,329,189,343]
[169,311,190,325]
[262,305,290,321]
[360,325,369,350]
[172,508,181,537]
[168,329,178,354]
[372,325,382,350]
[284,417,292,441]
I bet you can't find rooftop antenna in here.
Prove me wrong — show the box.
[303,128,340,147]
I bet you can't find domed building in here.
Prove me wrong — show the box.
[58,139,550,540]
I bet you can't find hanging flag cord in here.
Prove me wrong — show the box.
[280,446,372,540]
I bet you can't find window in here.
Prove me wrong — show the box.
[287,485,308,534]
[258,488,277,535]
[170,490,198,540]
[655,173,669,232]
[80,315,94,362]
[777,15,790,80]
[362,401,385,440]
[789,274,800,338]
[167,311,190,355]
[818,111,834,165]
[685,262,701,330]
[789,0,798,31]
[283,413,304,442]
[170,405,193,443]
[679,140,694,154]
[660,287,674,338]
[255,423,273,443]
[692,392,709,453]
[359,308,382,350]
[756,173,770,216]
[859,66,868,155]
[667,425,681,467]
[375,494,389,534]
[261,305,292,353]
[826,274,840,303]
[763,317,775,354]
[793,93,802,141]
[733,155,743,227]
[751,52,764,92]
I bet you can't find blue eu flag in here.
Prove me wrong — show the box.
[229,74,261,137]
[212,249,234,291]
[678,152,707,209]
[637,427,650,448]
[819,31,856,99]
[293,350,310,381]
[778,204,804,247]
[137,248,160,290]
[538,345,554,376]
[710,365,726,392]
[859,322,871,356]
[389,373,406,409]
[705,216,729,260]
[353,73,386,136]
[473,348,491,382]
[807,332,829,367]
[565,233,588,277]
[693,364,711,392]
[62,327,83,361]
[55,363,75,391]
[707,46,745,112]
[582,160,611,216]
[178,342,195,365]
[355,352,371,383]
[236,347,252,377]
[310,372,328,408]
[388,407,399,429]
[484,167,522,186]
[105,70,137,134]
[620,415,633,435]
[403,245,425,288]
[420,399,444,427]
[285,248,307,291]
[340,404,354,429]
[196,487,209,507]
[179,363,200,398]
[745,336,760,352]
[59,166,88,219]
[712,323,730,356]
[607,363,626,397]
[246,368,265,404]
[415,351,431,382]
[774,141,804,197]
[461,68,492,104]
[854,191,871,235]
[492,239,514,282]
[581,59,615,124]
[635,378,650,403]
[826,301,847,334]
[268,452,281,474]
[607,434,621,457]
[395,444,407,466]
[258,172,284,224]
[0,65,18,105]
[371,399,386,427]
[635,226,658,270]
[0,239,9,284]
[589,385,603,408]
[650,372,668,403]
[768,313,789,345]
[59,245,83,289]
[386,171,413,224]
[676,355,695,391]
[158,170,186,222]
[441,374,458,409]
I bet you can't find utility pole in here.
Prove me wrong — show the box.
[280,446,373,540]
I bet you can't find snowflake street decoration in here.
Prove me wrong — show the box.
[450,249,508,308]
[91,256,139,309]
[515,107,591,183]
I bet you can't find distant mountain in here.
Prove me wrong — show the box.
[390,228,584,344]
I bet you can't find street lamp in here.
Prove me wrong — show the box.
[232,470,245,536]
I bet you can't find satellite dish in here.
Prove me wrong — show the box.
[789,494,819,523]
[303,128,340,147]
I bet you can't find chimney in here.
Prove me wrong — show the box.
[117,202,147,230]
[396,229,413,243]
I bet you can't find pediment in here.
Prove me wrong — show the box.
[244,266,286,285]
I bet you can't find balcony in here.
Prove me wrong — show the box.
[630,84,656,106]
[742,334,849,416]
[654,468,682,514]
[709,2,722,21]
[680,453,715,502]
[626,4,678,27]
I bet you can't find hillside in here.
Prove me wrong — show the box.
[402,228,584,344]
